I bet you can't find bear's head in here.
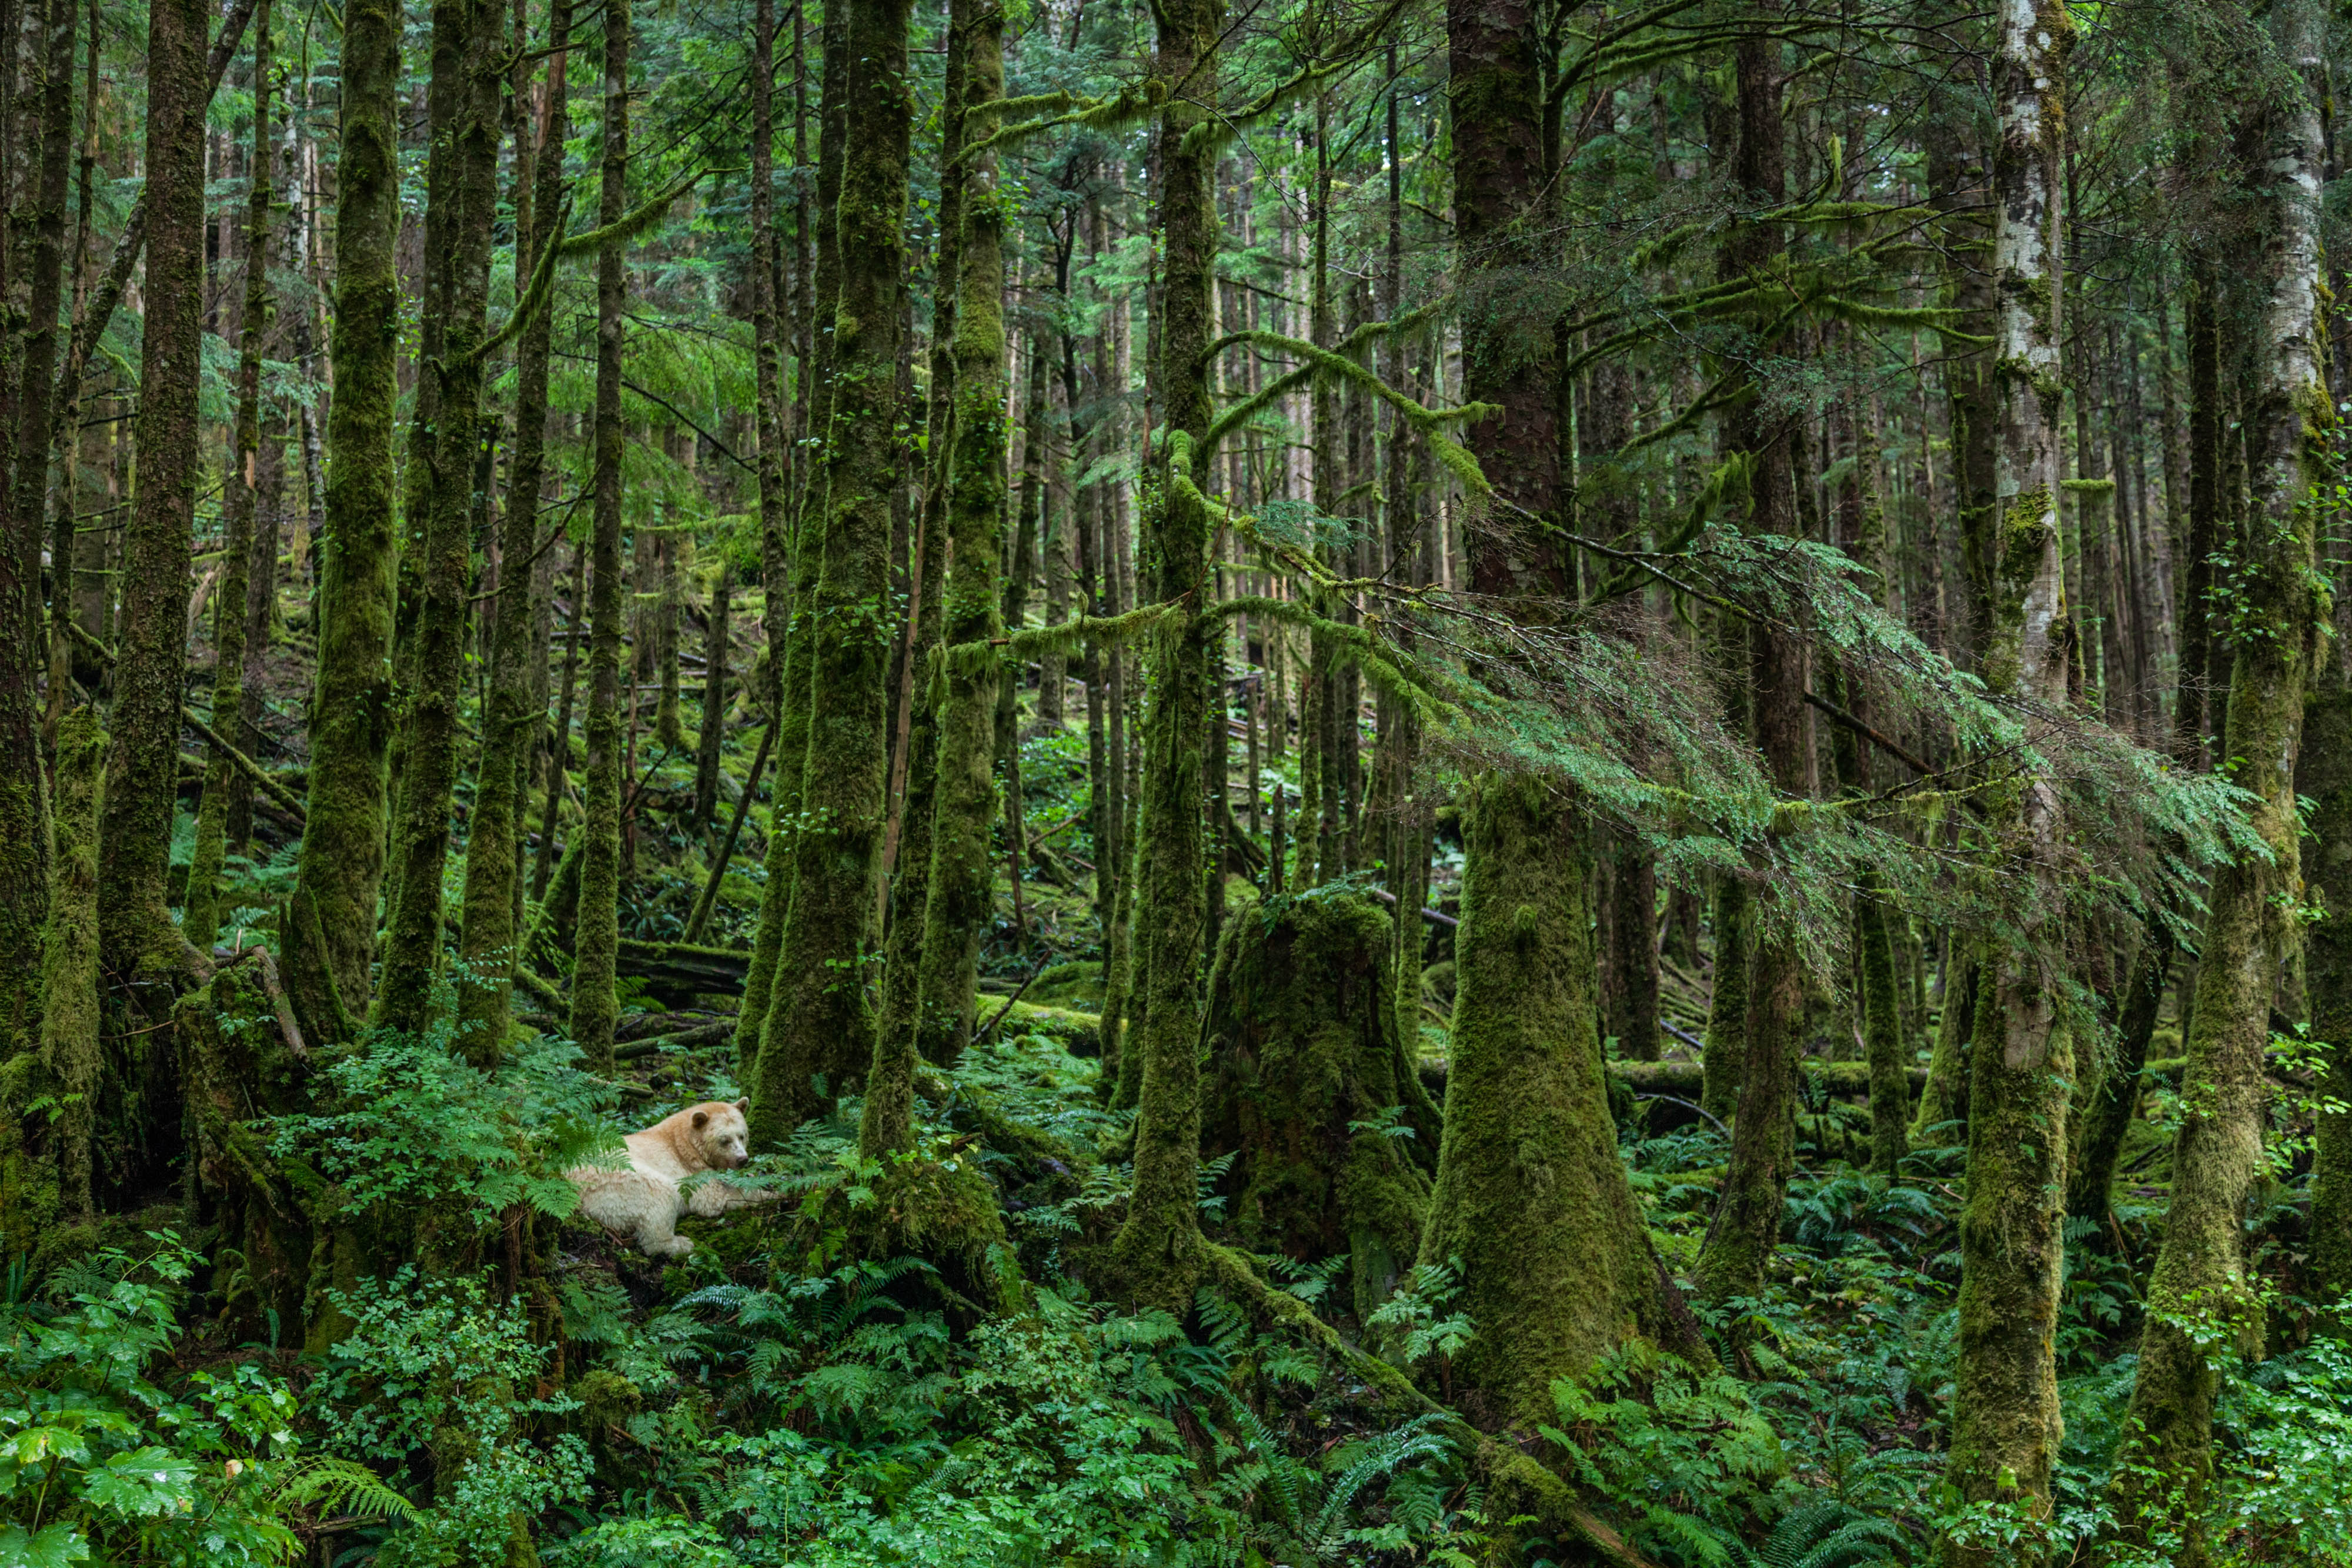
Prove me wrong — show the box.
[687,1099,753,1169]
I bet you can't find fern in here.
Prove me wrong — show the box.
[263,1456,420,1526]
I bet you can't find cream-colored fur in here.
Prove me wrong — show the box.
[568,1099,774,1258]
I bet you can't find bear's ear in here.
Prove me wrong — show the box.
[691,1110,709,1130]
[734,1098,749,1112]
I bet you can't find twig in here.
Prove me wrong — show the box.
[1633,1092,1730,1139]
[1365,885,1459,929]
[972,963,1047,1048]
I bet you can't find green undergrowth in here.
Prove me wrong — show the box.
[11,1000,2352,1566]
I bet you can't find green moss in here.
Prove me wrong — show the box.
[1911,949,1975,1145]
[1420,773,1688,1430]
[903,0,1008,1094]
[287,0,402,1041]
[1199,891,1429,1323]
[35,710,102,1220]
[1698,877,1749,1124]
[750,0,915,1145]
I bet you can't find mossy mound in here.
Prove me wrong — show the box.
[1022,960,1104,1012]
[997,999,1100,1054]
[1199,890,1434,1326]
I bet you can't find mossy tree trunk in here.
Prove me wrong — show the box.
[868,2,963,1148]
[2107,5,2327,1553]
[750,0,913,1142]
[1940,5,2078,1560]
[375,0,506,1037]
[691,561,731,835]
[288,0,403,1041]
[1696,24,1806,1313]
[455,0,571,1058]
[905,0,1003,1083]
[1412,0,1696,1430]
[734,0,850,1074]
[1424,777,1695,1427]
[570,0,633,1070]
[27,709,101,1222]
[2317,634,2352,1302]
[1201,892,1430,1326]
[0,0,76,1059]
[183,0,273,955]
[1105,0,1218,1308]
[99,0,206,1024]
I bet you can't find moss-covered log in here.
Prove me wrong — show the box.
[1200,892,1429,1325]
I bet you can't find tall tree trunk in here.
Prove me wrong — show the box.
[880,0,994,1154]
[185,0,274,953]
[0,0,74,1057]
[1940,5,2078,1559]
[749,0,912,1142]
[569,0,633,1069]
[375,0,505,1036]
[2108,5,2327,1554]
[456,0,570,1052]
[286,0,402,1040]
[1105,0,1219,1308]
[1698,21,1805,1310]
[1411,0,1691,1430]
[875,2,962,1087]
[98,0,207,1008]
[733,0,851,1072]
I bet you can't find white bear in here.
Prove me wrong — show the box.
[568,1099,776,1258]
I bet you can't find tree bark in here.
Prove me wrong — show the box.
[1942,4,2079,1559]
[1105,0,1220,1308]
[2109,4,2328,1554]
[185,0,275,954]
[98,0,208,1008]
[456,0,570,1054]
[569,0,634,1069]
[286,0,403,1040]
[749,0,913,1142]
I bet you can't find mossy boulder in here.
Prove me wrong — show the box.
[1199,890,1433,1326]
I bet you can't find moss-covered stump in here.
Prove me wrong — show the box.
[1199,891,1432,1325]
[994,999,1098,1055]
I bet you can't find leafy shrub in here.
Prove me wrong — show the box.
[0,1234,409,1567]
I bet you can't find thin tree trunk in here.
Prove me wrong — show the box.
[733,0,850,1073]
[569,0,633,1069]
[456,0,569,1052]
[872,1,961,1102]
[185,0,274,953]
[692,560,731,834]
[375,0,505,1036]
[1698,21,1806,1310]
[1105,0,1220,1308]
